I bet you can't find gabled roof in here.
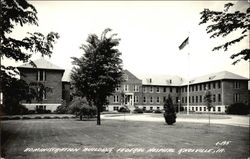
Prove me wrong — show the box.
[182,71,248,85]
[123,69,141,82]
[137,74,184,86]
[17,58,64,71]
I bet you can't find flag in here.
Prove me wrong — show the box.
[179,37,189,50]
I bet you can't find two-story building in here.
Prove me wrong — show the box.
[17,58,66,112]
[17,59,249,113]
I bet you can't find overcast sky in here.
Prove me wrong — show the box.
[4,0,249,79]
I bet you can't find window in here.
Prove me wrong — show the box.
[156,97,160,103]
[134,96,139,103]
[196,96,198,103]
[150,107,153,110]
[195,85,198,91]
[163,96,166,102]
[213,107,215,112]
[192,107,194,111]
[170,87,172,93]
[204,84,206,90]
[133,85,139,92]
[37,70,46,81]
[143,107,146,111]
[213,82,216,89]
[218,81,221,88]
[185,87,187,92]
[115,84,120,92]
[199,95,202,103]
[143,87,147,93]
[157,107,160,110]
[234,81,240,89]
[113,107,119,111]
[185,97,187,103]
[204,107,207,111]
[192,96,194,103]
[233,93,240,102]
[218,107,221,112]
[208,83,211,89]
[124,85,129,92]
[163,87,166,92]
[113,95,119,103]
[218,94,221,102]
[195,107,198,111]
[182,97,184,103]
[199,107,202,111]
[156,87,160,93]
[199,84,202,91]
[150,86,153,93]
[150,97,153,103]
[176,97,179,103]
[176,88,178,93]
[213,94,216,102]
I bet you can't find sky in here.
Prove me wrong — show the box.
[4,0,250,79]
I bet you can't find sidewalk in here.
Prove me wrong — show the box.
[101,114,249,127]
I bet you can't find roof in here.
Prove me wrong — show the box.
[17,58,64,71]
[123,69,141,82]
[137,74,184,86]
[182,71,248,85]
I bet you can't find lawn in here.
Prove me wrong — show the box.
[1,118,249,159]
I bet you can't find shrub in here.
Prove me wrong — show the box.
[62,116,69,119]
[163,95,176,125]
[53,116,60,119]
[43,116,51,119]
[154,109,162,113]
[133,108,143,114]
[55,104,68,114]
[144,110,154,113]
[118,107,130,113]
[68,98,97,119]
[34,116,42,119]
[22,116,31,120]
[1,117,10,120]
[10,116,21,120]
[226,103,249,115]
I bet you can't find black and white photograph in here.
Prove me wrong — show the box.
[1,0,249,159]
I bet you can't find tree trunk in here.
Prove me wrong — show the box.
[97,106,101,125]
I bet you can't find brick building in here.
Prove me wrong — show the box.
[17,58,67,112]
[106,70,249,113]
[18,59,248,113]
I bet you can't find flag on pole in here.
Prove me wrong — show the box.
[178,37,189,50]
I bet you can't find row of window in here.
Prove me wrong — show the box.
[116,85,140,92]
[113,95,179,104]
[143,86,178,93]
[115,81,241,93]
[181,81,221,93]
[181,94,221,104]
[113,95,139,103]
[184,106,221,112]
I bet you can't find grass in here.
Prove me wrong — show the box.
[1,119,249,159]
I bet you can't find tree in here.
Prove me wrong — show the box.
[199,3,250,65]
[1,0,59,114]
[204,89,213,126]
[71,28,123,125]
[163,95,176,125]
